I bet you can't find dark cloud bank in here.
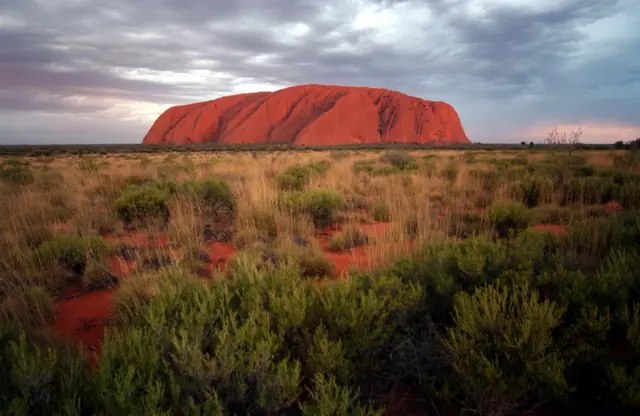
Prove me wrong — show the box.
[0,0,638,144]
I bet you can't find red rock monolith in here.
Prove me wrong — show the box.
[142,84,470,145]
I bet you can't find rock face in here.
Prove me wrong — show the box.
[142,84,470,145]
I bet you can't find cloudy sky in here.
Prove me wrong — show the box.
[1,0,638,145]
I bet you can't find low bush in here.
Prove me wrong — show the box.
[449,212,485,238]
[448,282,571,416]
[182,179,236,220]
[562,177,615,205]
[473,169,502,192]
[352,160,375,174]
[113,185,171,226]
[0,327,90,414]
[442,163,459,181]
[2,221,640,413]
[371,200,391,222]
[276,163,329,191]
[379,150,413,168]
[379,150,418,171]
[34,235,110,274]
[283,189,345,228]
[372,165,402,176]
[615,182,640,210]
[530,204,573,224]
[0,165,34,185]
[485,201,531,237]
[509,177,554,207]
[328,227,369,252]
[278,245,336,279]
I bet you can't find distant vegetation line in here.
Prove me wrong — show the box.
[0,141,619,156]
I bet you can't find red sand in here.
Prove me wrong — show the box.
[604,200,623,213]
[316,222,399,277]
[143,84,469,145]
[102,231,169,247]
[359,222,392,237]
[530,224,569,236]
[52,222,400,356]
[54,289,115,361]
[324,247,371,277]
[206,242,237,276]
[107,256,136,277]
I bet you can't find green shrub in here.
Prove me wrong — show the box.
[563,177,615,205]
[509,177,554,207]
[421,154,439,161]
[485,201,531,238]
[308,160,331,175]
[371,201,390,222]
[301,374,382,415]
[444,236,507,286]
[487,157,512,171]
[0,328,89,414]
[34,235,110,274]
[183,179,236,220]
[422,159,437,177]
[328,228,370,252]
[448,282,570,415]
[529,204,572,224]
[113,185,171,225]
[286,247,336,279]
[276,164,313,190]
[604,303,640,408]
[510,156,528,166]
[0,165,34,185]
[379,151,417,170]
[372,165,402,176]
[473,170,502,192]
[574,164,596,177]
[449,212,485,238]
[596,169,640,189]
[352,160,375,174]
[615,182,640,210]
[307,274,423,383]
[299,189,345,228]
[442,163,459,181]
[276,172,307,191]
[78,158,108,173]
[567,215,640,262]
[98,265,419,413]
[613,151,640,171]
[3,158,26,167]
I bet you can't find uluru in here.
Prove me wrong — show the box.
[142,84,470,145]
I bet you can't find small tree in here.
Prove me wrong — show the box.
[544,126,583,159]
